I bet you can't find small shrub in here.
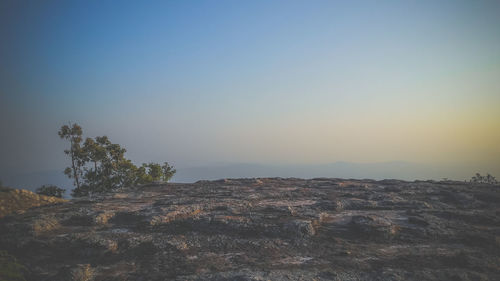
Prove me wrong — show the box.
[0,250,27,281]
[35,185,65,198]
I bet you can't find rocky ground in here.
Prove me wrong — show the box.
[1,178,499,281]
[0,187,67,218]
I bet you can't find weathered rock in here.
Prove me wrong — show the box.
[349,215,399,240]
[0,178,499,280]
[284,219,316,238]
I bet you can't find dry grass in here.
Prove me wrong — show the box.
[32,215,60,235]
[71,264,95,281]
[0,189,67,217]
[95,212,115,225]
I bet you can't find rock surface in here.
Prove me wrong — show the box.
[1,178,499,280]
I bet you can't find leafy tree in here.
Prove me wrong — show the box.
[59,123,84,190]
[485,173,497,184]
[136,165,153,184]
[60,123,176,197]
[35,185,65,198]
[83,137,104,173]
[144,163,163,181]
[140,162,176,183]
[161,162,176,182]
[470,173,498,184]
[115,159,139,188]
[75,137,128,196]
[102,143,128,189]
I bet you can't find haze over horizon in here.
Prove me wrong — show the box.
[1,0,499,188]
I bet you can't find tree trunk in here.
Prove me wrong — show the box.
[70,139,80,189]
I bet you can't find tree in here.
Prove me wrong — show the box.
[35,185,65,198]
[136,165,153,184]
[470,173,498,184]
[74,136,129,196]
[140,162,176,183]
[59,123,84,190]
[144,163,163,181]
[60,123,176,197]
[83,137,104,174]
[161,162,176,182]
[485,173,497,184]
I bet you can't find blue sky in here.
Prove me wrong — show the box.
[1,0,499,181]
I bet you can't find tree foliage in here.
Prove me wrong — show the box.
[161,162,176,182]
[58,123,84,190]
[35,185,65,198]
[59,123,176,197]
[470,173,498,184]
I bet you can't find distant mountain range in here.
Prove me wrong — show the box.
[1,161,477,195]
[172,162,468,182]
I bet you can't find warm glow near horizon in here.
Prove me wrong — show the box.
[1,0,499,182]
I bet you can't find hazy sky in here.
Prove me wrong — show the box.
[1,0,499,179]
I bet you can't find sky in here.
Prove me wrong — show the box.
[1,0,499,185]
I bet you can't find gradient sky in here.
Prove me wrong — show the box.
[1,0,499,180]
